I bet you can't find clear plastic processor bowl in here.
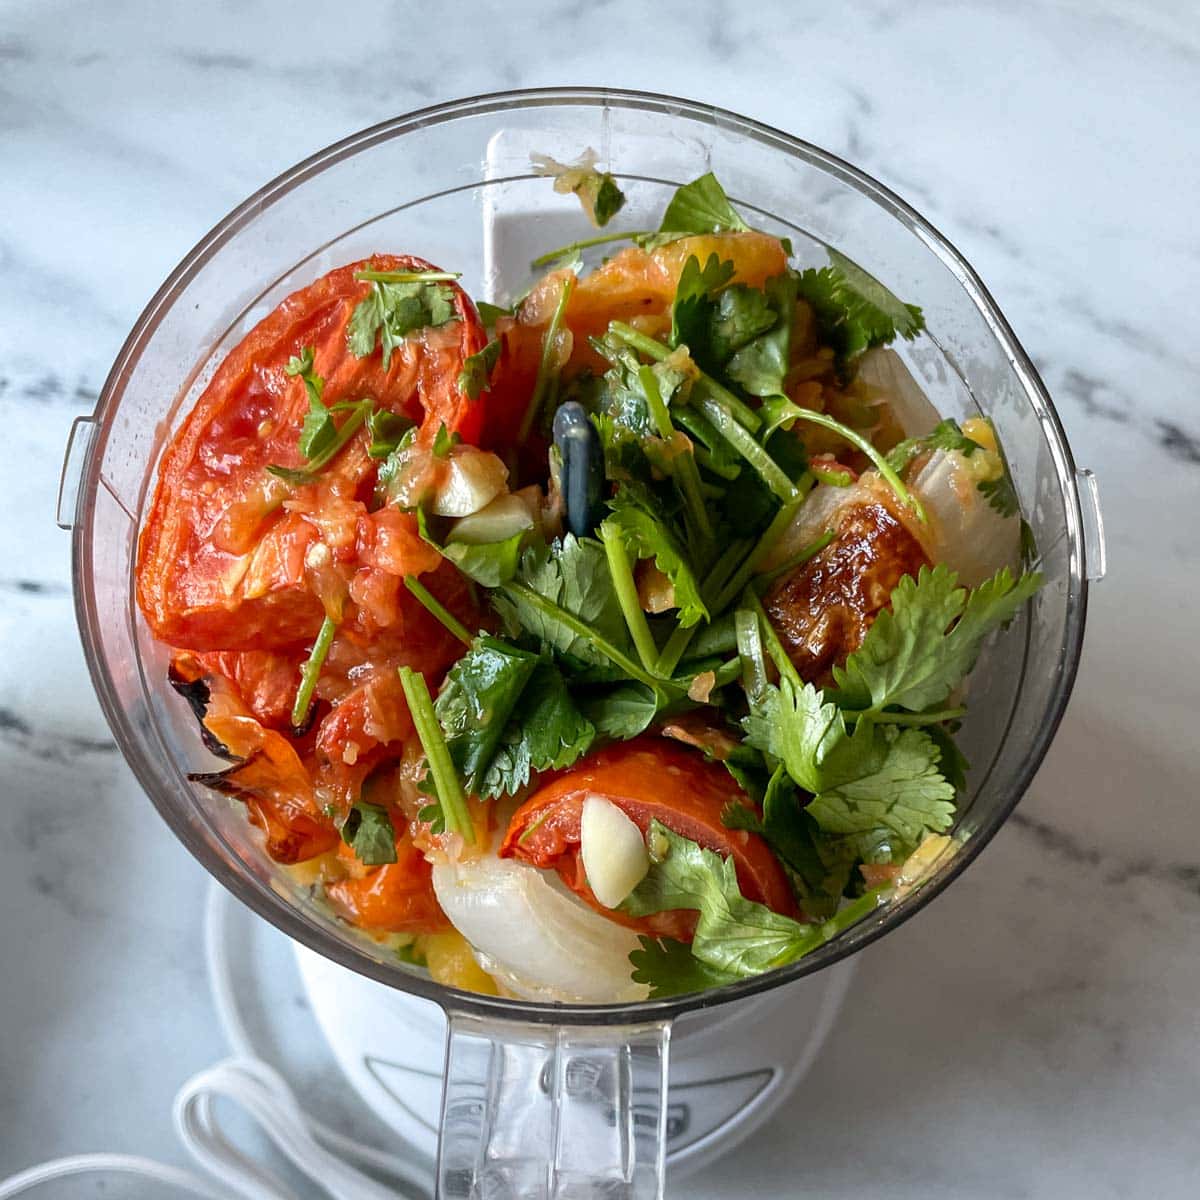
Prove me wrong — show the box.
[59,88,1104,1198]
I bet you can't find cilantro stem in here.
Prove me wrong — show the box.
[811,463,853,487]
[403,575,473,647]
[355,269,461,283]
[531,230,653,269]
[518,274,576,444]
[291,615,337,728]
[697,395,797,502]
[691,442,740,480]
[599,521,662,673]
[711,487,812,613]
[501,579,668,698]
[638,364,714,546]
[656,536,753,676]
[778,404,926,522]
[607,322,761,432]
[267,400,371,485]
[398,666,474,845]
[742,587,802,691]
[845,706,967,726]
[735,607,770,705]
[753,529,837,590]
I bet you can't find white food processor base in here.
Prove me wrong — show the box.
[293,939,855,1179]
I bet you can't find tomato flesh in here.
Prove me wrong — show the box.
[500,737,798,940]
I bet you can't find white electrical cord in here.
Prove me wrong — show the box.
[0,883,434,1199]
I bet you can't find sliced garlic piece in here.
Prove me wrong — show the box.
[580,795,650,909]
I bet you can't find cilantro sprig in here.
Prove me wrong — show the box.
[348,271,460,368]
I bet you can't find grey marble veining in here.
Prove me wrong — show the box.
[1,0,1197,1195]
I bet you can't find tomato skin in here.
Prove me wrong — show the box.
[500,738,798,940]
[325,839,449,933]
[137,255,485,652]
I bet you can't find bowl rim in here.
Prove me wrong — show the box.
[74,85,1088,1026]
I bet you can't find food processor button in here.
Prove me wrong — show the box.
[57,414,97,531]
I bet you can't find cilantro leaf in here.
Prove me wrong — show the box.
[416,507,523,587]
[283,347,335,458]
[578,682,661,739]
[793,260,924,364]
[435,636,540,795]
[348,278,459,368]
[805,727,956,846]
[978,471,1019,519]
[742,679,885,794]
[476,301,512,330]
[603,488,708,627]
[366,409,415,459]
[339,801,397,866]
[624,821,886,981]
[671,253,736,355]
[629,935,740,998]
[708,282,779,364]
[493,535,631,669]
[591,174,627,227]
[481,659,596,797]
[725,272,798,397]
[532,151,627,228]
[458,338,501,399]
[658,172,750,236]
[886,417,983,474]
[432,422,460,458]
[833,564,1043,713]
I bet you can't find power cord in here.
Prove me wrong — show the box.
[0,883,433,1199]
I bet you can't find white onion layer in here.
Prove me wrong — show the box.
[431,853,649,1003]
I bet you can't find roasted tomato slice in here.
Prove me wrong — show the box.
[137,254,486,651]
[499,737,797,940]
[190,709,338,864]
[325,839,448,934]
[763,487,930,685]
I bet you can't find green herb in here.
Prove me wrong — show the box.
[339,801,398,866]
[759,398,924,521]
[604,487,708,627]
[629,936,740,998]
[725,273,798,398]
[493,537,671,699]
[398,665,474,844]
[735,605,770,705]
[624,820,886,981]
[291,615,337,728]
[721,766,845,919]
[416,507,525,589]
[518,273,576,443]
[886,417,983,475]
[531,230,653,270]
[833,564,1043,714]
[978,471,1019,518]
[476,301,513,329]
[805,726,957,847]
[670,253,736,356]
[458,338,502,399]
[403,575,473,646]
[599,518,661,672]
[372,426,418,505]
[430,422,459,458]
[479,659,596,797]
[793,257,924,365]
[366,409,415,459]
[348,276,459,368]
[578,682,662,739]
[658,172,750,237]
[266,399,371,486]
[284,347,334,457]
[435,637,541,794]
[637,364,714,549]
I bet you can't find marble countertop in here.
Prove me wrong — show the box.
[2,0,1198,1195]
